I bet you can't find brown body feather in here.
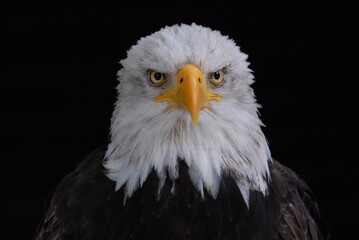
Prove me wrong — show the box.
[35,147,329,240]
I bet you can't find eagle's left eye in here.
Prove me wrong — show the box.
[210,70,225,86]
[148,70,166,86]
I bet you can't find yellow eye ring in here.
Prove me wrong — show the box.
[210,70,225,85]
[148,70,166,86]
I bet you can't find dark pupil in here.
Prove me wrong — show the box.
[213,72,220,80]
[154,72,162,80]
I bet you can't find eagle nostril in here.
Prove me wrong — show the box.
[180,78,184,83]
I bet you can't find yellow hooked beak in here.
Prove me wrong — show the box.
[154,64,221,125]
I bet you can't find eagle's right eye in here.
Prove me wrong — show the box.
[148,70,166,86]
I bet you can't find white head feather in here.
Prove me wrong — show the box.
[104,23,272,206]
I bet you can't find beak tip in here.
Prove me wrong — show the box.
[191,115,199,126]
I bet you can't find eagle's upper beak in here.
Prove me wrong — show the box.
[154,64,221,125]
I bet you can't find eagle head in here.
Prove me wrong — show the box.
[104,23,271,206]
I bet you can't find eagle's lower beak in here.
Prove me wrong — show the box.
[154,64,221,125]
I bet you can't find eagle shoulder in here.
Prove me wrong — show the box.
[35,146,119,240]
[267,161,330,240]
[35,149,329,240]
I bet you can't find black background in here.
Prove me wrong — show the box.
[3,1,357,239]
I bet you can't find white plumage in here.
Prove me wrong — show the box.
[104,23,271,206]
[36,23,328,240]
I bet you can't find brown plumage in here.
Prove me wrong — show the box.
[35,147,329,240]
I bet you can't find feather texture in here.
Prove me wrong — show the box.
[36,24,329,240]
[36,147,329,240]
[105,24,271,204]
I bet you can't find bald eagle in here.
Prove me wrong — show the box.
[35,24,329,240]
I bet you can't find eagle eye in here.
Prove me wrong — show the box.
[210,70,225,85]
[148,70,166,86]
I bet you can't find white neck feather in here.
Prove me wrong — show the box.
[104,95,271,206]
